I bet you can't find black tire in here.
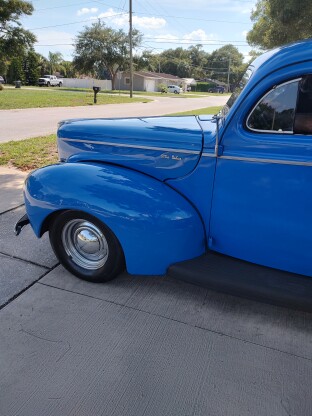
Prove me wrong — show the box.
[47,82,50,87]
[49,210,125,283]
[58,82,62,87]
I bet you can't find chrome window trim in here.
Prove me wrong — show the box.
[201,153,312,166]
[202,152,215,157]
[246,78,302,134]
[62,138,200,155]
[220,155,312,166]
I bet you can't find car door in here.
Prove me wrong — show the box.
[209,72,312,277]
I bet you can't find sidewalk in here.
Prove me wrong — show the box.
[0,164,312,416]
[0,166,28,213]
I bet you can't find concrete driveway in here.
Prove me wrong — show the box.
[0,167,312,416]
[0,95,227,143]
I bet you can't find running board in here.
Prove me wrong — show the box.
[168,252,312,312]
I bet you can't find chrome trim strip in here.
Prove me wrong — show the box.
[62,138,200,154]
[202,152,215,157]
[220,155,312,166]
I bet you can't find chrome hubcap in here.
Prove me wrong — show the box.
[61,220,109,270]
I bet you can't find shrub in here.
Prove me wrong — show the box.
[158,83,167,93]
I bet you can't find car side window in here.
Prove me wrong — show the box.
[247,80,299,133]
[293,75,312,135]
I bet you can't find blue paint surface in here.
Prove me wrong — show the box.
[23,39,312,278]
[24,163,205,274]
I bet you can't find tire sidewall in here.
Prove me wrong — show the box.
[49,210,125,283]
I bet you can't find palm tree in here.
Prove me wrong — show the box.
[48,51,63,74]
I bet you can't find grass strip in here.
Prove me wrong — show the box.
[0,135,58,171]
[0,88,151,110]
[167,106,222,116]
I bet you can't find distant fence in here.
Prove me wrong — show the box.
[61,78,112,90]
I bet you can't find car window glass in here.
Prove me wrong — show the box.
[294,75,312,135]
[247,80,299,133]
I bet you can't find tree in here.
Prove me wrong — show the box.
[188,45,209,79]
[48,51,63,74]
[156,47,191,78]
[0,0,36,72]
[37,54,49,76]
[206,45,246,87]
[247,0,312,49]
[73,21,142,89]
[24,50,41,85]
[7,56,25,83]
[59,61,77,78]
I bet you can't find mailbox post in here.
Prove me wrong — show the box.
[93,86,101,104]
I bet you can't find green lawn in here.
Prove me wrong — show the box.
[168,106,222,116]
[0,88,151,109]
[0,135,58,170]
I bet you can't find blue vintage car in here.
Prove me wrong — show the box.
[16,39,312,309]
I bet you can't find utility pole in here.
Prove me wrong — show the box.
[227,57,231,93]
[129,0,133,98]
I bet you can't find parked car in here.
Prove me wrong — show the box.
[38,75,62,87]
[0,76,5,84]
[16,39,312,310]
[167,85,183,94]
[208,86,225,93]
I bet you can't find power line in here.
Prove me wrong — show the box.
[144,36,248,44]
[140,44,252,57]
[142,40,249,46]
[28,12,128,31]
[35,1,97,11]
[31,1,252,25]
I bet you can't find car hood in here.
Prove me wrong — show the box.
[57,116,206,181]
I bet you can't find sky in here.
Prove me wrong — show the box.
[21,0,258,62]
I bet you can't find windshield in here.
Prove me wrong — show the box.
[222,67,253,116]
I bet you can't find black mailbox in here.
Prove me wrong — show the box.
[93,86,101,104]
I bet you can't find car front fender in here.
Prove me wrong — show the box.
[24,162,206,275]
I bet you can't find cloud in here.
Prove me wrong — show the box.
[183,29,216,42]
[154,34,179,42]
[133,16,166,30]
[77,7,98,16]
[95,8,166,30]
[163,0,255,14]
[242,30,248,38]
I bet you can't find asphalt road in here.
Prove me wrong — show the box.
[0,95,227,143]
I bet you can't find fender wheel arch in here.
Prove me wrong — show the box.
[48,209,125,283]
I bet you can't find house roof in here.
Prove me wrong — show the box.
[183,78,197,85]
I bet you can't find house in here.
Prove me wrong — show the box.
[183,78,197,90]
[118,71,186,92]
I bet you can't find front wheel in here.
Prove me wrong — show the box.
[49,211,125,283]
